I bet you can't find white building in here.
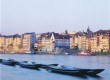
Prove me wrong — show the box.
[40,32,70,52]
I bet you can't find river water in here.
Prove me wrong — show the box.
[0,54,110,80]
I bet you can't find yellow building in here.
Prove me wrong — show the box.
[91,30,110,52]
[41,37,52,51]
[0,36,5,53]
[70,37,75,49]
[5,36,13,52]
[73,32,87,50]
[73,27,93,51]
[13,35,22,52]
[85,38,91,51]
[0,35,22,53]
[69,32,76,49]
[90,37,96,52]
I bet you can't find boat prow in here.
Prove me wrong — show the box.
[86,69,105,75]
[2,59,17,66]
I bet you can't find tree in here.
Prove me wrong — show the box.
[74,44,79,50]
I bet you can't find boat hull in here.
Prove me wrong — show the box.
[86,69,105,75]
[72,67,105,75]
[40,64,58,69]
[19,62,41,69]
[49,67,88,75]
[49,66,104,75]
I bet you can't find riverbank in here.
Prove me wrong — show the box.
[94,52,110,56]
[0,52,110,56]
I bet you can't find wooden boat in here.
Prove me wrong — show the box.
[2,59,17,66]
[48,65,104,75]
[19,61,41,69]
[48,65,88,75]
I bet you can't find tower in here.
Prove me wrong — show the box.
[65,30,68,35]
[87,26,90,33]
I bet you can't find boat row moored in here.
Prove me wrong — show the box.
[0,58,58,69]
[0,58,105,76]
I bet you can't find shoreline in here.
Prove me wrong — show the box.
[0,52,110,56]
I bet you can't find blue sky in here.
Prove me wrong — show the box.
[0,0,110,35]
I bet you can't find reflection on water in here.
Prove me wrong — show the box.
[0,54,110,80]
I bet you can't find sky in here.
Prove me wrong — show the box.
[0,0,110,35]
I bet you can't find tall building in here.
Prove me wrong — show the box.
[13,34,22,52]
[22,32,36,53]
[73,27,93,50]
